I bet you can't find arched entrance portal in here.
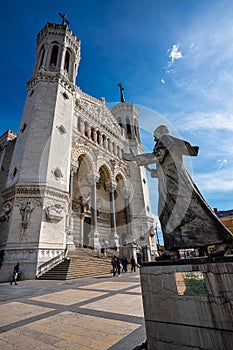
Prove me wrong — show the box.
[70,155,129,250]
[71,154,92,248]
[83,217,91,247]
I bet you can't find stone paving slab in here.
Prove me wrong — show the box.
[30,289,107,305]
[0,271,146,349]
[0,312,140,349]
[79,281,139,291]
[81,293,144,317]
[0,302,54,328]
[125,286,142,294]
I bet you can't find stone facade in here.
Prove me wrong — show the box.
[0,22,156,281]
[140,257,233,350]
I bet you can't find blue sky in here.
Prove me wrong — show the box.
[1,0,233,232]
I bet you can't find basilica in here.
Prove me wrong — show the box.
[0,19,157,281]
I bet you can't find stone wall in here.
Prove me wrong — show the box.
[140,256,233,350]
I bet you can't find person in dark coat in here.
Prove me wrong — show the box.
[116,257,121,276]
[131,256,136,272]
[10,263,20,285]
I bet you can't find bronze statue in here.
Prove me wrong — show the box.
[124,125,233,258]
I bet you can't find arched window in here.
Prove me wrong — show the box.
[91,128,95,141]
[64,50,70,72]
[126,117,132,138]
[97,130,101,145]
[50,45,59,66]
[38,46,45,69]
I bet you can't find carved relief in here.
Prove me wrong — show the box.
[72,200,82,213]
[20,200,35,227]
[0,201,12,222]
[56,124,67,135]
[97,211,111,221]
[80,194,91,213]
[52,167,63,180]
[45,203,65,222]
[78,95,122,139]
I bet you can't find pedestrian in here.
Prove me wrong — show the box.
[131,256,136,272]
[116,257,121,277]
[10,262,20,285]
[111,256,117,276]
[122,256,129,272]
[101,246,105,258]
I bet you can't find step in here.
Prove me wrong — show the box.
[38,252,113,280]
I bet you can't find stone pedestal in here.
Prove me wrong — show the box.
[140,256,233,350]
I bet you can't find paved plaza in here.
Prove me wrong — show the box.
[0,270,146,349]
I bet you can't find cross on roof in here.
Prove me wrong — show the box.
[58,12,70,26]
[118,83,125,103]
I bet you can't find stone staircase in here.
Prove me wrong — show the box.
[38,248,117,280]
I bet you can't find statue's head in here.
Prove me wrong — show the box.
[154,125,169,141]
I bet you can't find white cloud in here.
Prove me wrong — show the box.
[163,44,184,76]
[194,169,233,192]
[217,159,227,163]
[217,159,228,171]
[168,44,183,63]
[177,112,233,131]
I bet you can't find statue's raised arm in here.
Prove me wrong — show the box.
[123,151,156,166]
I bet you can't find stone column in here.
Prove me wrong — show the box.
[80,213,84,247]
[43,43,49,68]
[108,139,113,153]
[87,174,101,250]
[123,189,133,242]
[80,118,84,134]
[92,128,97,143]
[67,164,78,251]
[60,44,66,72]
[87,125,91,139]
[98,131,103,146]
[103,136,108,149]
[106,182,119,250]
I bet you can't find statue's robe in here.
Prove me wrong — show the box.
[153,134,233,251]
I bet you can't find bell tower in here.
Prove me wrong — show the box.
[33,21,80,84]
[111,91,154,248]
[1,19,81,279]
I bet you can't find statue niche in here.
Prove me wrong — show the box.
[20,200,34,228]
